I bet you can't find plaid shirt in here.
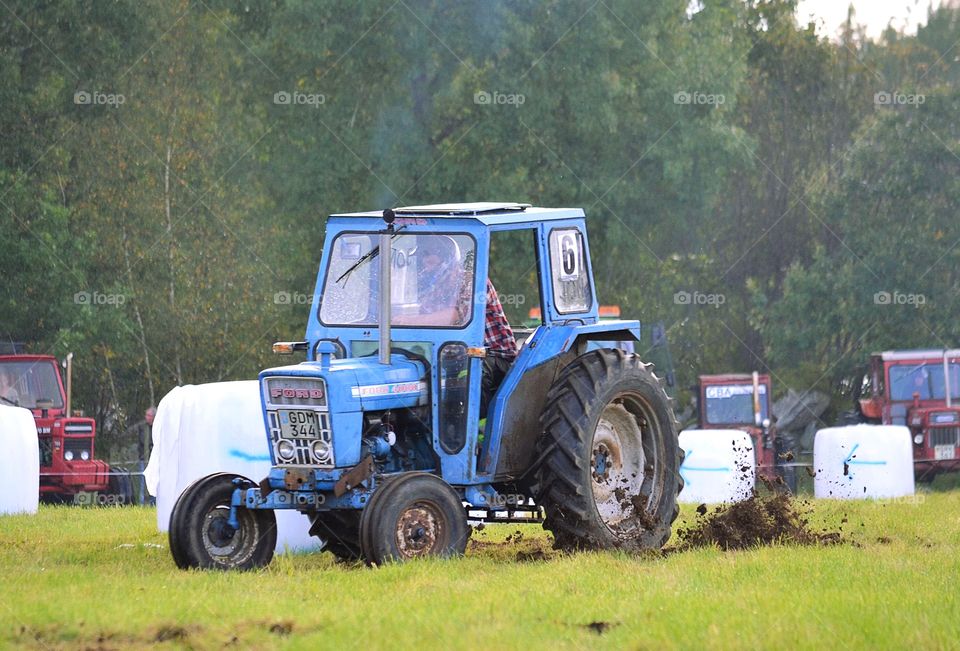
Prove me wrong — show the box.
[484,279,518,360]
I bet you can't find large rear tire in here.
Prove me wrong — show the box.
[535,349,682,551]
[359,472,469,565]
[168,473,277,570]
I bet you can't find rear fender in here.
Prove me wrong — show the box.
[481,321,640,481]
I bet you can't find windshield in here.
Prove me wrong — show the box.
[704,383,769,426]
[888,362,960,401]
[0,360,64,409]
[320,232,476,328]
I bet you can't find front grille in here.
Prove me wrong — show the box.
[38,437,53,467]
[267,410,334,467]
[63,437,92,458]
[930,427,960,447]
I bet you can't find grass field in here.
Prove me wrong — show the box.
[2,490,960,650]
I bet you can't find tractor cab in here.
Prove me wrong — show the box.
[696,372,777,471]
[856,349,960,480]
[169,203,681,568]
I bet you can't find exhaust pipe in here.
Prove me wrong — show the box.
[944,350,952,408]
[65,352,74,416]
[752,371,762,427]
[379,209,395,365]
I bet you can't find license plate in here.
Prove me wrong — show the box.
[279,410,320,438]
[934,445,956,461]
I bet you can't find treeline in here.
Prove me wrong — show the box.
[2,0,958,455]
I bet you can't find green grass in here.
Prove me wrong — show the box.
[2,493,960,650]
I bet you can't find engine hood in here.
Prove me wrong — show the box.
[258,354,429,412]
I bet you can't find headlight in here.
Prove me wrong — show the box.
[277,440,297,462]
[64,450,74,461]
[311,440,332,463]
[914,434,924,445]
[80,450,90,461]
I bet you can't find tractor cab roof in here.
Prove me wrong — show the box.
[876,349,960,362]
[699,374,771,382]
[331,203,585,227]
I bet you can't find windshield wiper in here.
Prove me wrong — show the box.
[336,225,407,285]
[0,395,18,407]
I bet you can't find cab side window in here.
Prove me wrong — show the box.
[549,229,592,314]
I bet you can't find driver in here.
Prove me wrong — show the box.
[396,235,517,415]
[395,236,471,326]
[0,369,20,406]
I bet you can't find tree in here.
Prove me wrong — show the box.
[755,87,960,410]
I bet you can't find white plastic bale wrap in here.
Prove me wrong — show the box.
[677,429,755,504]
[0,405,40,515]
[144,381,319,553]
[814,425,915,499]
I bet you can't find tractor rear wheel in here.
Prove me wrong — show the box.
[309,510,362,562]
[535,349,682,551]
[168,473,277,570]
[359,472,469,565]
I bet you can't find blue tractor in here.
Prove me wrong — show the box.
[169,203,682,567]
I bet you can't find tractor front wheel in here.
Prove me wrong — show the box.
[168,473,277,570]
[535,349,682,551]
[359,472,469,565]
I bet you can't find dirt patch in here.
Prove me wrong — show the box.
[504,529,524,544]
[676,492,842,551]
[583,621,616,634]
[515,547,550,562]
[468,533,558,562]
[268,621,294,636]
[154,625,190,643]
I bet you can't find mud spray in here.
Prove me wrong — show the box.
[675,477,843,551]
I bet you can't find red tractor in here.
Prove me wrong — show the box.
[696,372,790,485]
[0,352,111,501]
[852,349,960,481]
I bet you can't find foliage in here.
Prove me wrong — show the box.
[2,0,960,450]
